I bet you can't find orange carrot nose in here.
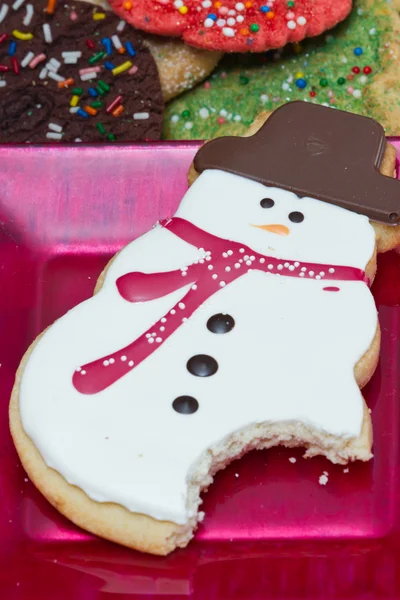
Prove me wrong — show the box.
[251,224,290,236]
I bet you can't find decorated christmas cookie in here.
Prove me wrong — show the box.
[10,102,400,555]
[0,0,163,142]
[165,0,400,139]
[86,0,223,102]
[108,0,352,53]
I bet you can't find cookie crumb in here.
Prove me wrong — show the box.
[319,473,329,485]
[288,457,296,463]
[343,468,349,473]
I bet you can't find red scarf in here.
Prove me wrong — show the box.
[73,218,367,395]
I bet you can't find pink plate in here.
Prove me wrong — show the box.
[1,140,400,599]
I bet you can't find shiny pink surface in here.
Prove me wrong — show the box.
[1,140,400,598]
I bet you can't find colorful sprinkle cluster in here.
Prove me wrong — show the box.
[0,1,163,143]
[165,0,387,139]
[111,0,352,52]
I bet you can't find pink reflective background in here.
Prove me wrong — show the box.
[1,140,400,599]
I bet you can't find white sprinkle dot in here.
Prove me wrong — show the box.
[178,302,185,309]
[171,115,179,123]
[319,474,328,485]
[289,457,296,463]
[81,370,86,375]
[148,338,154,344]
[103,360,109,367]
[225,266,231,272]
[192,284,197,290]
[161,317,167,323]
[309,271,315,277]
[156,337,162,343]
[287,20,296,30]
[160,326,165,332]
[297,16,306,25]
[121,355,127,361]
[109,358,115,364]
[208,265,214,270]
[234,263,241,269]
[220,281,226,287]
[212,274,218,280]
[277,265,283,271]
[268,264,273,270]
[170,309,176,315]
[329,268,335,273]
[128,360,134,367]
[260,258,265,263]
[199,107,209,119]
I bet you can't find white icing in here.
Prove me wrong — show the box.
[20,170,377,524]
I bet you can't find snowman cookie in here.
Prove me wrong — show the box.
[10,102,400,555]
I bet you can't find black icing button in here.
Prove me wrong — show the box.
[207,313,235,334]
[187,354,218,377]
[172,396,199,414]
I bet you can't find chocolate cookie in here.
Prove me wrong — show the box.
[0,1,163,142]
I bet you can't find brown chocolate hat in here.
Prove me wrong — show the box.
[194,101,400,225]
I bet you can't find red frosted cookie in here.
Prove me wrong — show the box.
[108,0,352,52]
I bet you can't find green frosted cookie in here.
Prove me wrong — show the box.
[164,0,400,139]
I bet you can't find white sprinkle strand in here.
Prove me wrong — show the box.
[111,34,122,50]
[47,71,65,83]
[80,72,97,81]
[43,23,52,44]
[133,112,149,120]
[69,107,79,114]
[117,19,126,32]
[39,67,48,80]
[21,51,35,68]
[46,131,62,140]
[0,81,7,87]
[62,51,82,58]
[12,0,26,9]
[23,3,33,26]
[48,123,62,133]
[0,4,9,23]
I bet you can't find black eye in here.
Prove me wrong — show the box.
[260,198,274,208]
[289,211,304,223]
